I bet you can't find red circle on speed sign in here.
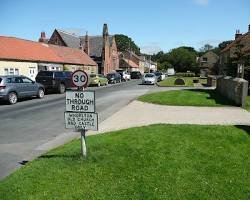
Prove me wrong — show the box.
[71,70,88,88]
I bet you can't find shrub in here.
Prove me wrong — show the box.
[176,72,195,77]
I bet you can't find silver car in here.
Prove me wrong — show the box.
[0,75,45,104]
[142,73,157,85]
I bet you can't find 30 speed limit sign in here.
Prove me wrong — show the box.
[71,70,89,88]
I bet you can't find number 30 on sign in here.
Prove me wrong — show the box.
[72,70,89,88]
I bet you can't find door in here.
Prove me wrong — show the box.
[21,77,37,96]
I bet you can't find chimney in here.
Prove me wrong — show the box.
[84,32,90,55]
[235,29,242,40]
[248,24,250,32]
[39,32,47,42]
[103,23,108,41]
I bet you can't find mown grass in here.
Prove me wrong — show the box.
[158,77,207,87]
[0,124,250,200]
[138,89,235,107]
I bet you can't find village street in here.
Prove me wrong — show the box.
[0,79,186,179]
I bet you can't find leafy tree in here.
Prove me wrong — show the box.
[199,44,214,52]
[218,40,233,50]
[168,47,198,72]
[157,61,173,71]
[114,34,140,54]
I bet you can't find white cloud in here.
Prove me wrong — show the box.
[193,0,209,6]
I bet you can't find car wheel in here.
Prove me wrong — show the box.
[8,92,18,105]
[59,83,65,94]
[37,88,45,99]
[98,82,101,87]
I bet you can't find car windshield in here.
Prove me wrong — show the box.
[145,74,154,78]
[155,72,161,76]
[90,74,97,78]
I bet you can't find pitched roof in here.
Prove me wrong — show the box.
[53,29,114,57]
[0,36,62,63]
[80,35,113,57]
[243,44,250,53]
[122,58,139,68]
[49,44,97,66]
[0,36,97,66]
[56,29,81,49]
[220,34,246,53]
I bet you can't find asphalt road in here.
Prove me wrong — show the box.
[0,80,169,179]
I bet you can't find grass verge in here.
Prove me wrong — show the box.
[138,89,235,107]
[158,77,207,87]
[0,124,249,200]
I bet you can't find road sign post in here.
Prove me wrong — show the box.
[65,70,98,158]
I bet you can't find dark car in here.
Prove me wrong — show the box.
[0,75,45,104]
[106,72,121,84]
[130,71,142,79]
[154,71,163,82]
[35,71,72,93]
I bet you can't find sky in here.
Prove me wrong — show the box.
[0,0,250,54]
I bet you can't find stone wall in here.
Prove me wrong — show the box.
[216,76,249,106]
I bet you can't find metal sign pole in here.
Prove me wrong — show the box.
[78,86,87,158]
[80,129,87,157]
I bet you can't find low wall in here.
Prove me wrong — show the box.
[216,76,249,107]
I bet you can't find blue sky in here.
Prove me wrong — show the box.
[0,0,250,54]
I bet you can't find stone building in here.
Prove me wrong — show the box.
[198,51,219,76]
[219,24,250,74]
[46,24,119,75]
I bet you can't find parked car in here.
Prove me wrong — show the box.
[107,72,121,84]
[89,74,108,86]
[142,73,157,85]
[154,71,163,82]
[0,75,45,104]
[35,71,72,93]
[130,71,142,79]
[116,69,131,81]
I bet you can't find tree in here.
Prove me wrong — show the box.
[168,47,197,72]
[199,44,214,52]
[218,40,233,50]
[114,34,140,54]
[157,61,173,71]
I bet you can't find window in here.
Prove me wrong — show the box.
[9,68,14,75]
[15,68,19,75]
[55,72,64,77]
[202,57,208,62]
[13,77,23,83]
[6,78,12,83]
[21,77,33,84]
[4,68,19,75]
[4,68,8,75]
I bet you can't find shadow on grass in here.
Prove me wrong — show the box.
[235,125,250,136]
[186,89,236,106]
[38,154,82,160]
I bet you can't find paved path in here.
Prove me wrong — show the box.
[92,100,250,134]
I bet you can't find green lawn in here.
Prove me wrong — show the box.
[158,77,207,87]
[1,124,250,200]
[138,89,235,107]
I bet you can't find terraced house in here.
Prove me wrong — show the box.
[0,36,97,80]
[44,24,119,75]
[219,24,250,75]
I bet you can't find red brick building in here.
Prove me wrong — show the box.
[43,24,119,75]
